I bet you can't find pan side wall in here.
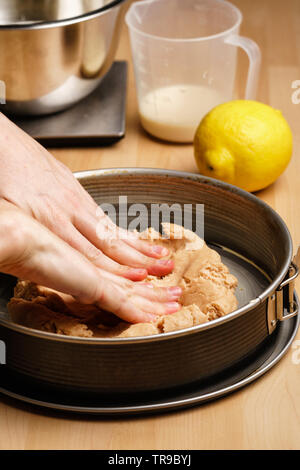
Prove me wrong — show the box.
[0,301,268,393]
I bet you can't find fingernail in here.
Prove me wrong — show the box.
[148,259,174,276]
[152,246,169,256]
[158,259,173,266]
[133,268,148,275]
[127,268,147,281]
[165,302,181,314]
[168,287,182,297]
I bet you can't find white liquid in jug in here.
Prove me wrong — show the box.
[139,85,224,143]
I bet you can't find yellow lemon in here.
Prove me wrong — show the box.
[193,100,293,192]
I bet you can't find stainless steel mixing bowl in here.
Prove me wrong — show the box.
[0,0,129,115]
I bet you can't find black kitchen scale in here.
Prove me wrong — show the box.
[4,61,127,147]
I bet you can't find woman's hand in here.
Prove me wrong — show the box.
[0,201,181,323]
[0,113,174,280]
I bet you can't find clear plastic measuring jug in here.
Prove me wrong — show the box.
[126,0,261,142]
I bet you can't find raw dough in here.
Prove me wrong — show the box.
[7,223,238,338]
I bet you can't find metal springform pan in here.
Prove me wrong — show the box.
[0,169,298,394]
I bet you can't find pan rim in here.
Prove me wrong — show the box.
[0,168,293,344]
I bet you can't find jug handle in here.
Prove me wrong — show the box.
[224,35,261,100]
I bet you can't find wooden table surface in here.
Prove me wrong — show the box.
[1,0,300,450]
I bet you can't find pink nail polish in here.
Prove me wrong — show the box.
[165,302,180,313]
[133,269,148,275]
[154,246,169,256]
[168,287,182,296]
[158,259,173,266]
[127,268,147,280]
[148,259,174,276]
[152,245,169,256]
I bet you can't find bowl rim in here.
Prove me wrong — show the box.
[0,0,128,30]
[0,168,293,344]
